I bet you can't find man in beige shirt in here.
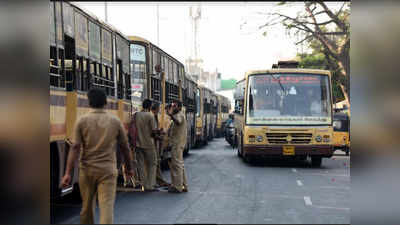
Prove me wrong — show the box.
[167,101,189,193]
[61,88,133,224]
[135,99,159,191]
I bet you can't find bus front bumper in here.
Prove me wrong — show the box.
[243,145,334,158]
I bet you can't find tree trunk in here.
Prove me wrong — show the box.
[339,83,349,108]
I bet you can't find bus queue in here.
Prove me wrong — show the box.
[50,1,231,200]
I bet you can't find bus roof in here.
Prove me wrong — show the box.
[69,2,130,41]
[128,35,185,67]
[245,68,331,79]
[128,35,151,44]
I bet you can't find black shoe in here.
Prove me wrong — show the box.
[144,188,160,192]
[134,184,144,191]
[182,186,189,193]
[168,186,182,193]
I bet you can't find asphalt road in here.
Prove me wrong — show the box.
[52,138,350,224]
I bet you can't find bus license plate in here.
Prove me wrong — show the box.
[283,146,295,155]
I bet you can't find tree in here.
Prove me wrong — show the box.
[256,1,350,102]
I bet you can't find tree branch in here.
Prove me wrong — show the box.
[336,2,347,17]
[316,1,347,31]
[295,34,313,45]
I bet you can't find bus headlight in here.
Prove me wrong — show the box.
[249,135,256,142]
[315,135,322,142]
[256,136,263,142]
[333,121,342,129]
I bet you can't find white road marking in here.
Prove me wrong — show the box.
[296,180,303,186]
[320,186,350,190]
[304,196,312,206]
[292,168,297,173]
[312,205,350,211]
[299,172,349,177]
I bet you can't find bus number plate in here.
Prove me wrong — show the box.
[283,146,295,155]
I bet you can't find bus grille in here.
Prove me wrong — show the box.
[266,133,312,144]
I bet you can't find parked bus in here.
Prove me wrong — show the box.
[210,93,218,140]
[128,35,195,161]
[235,64,335,167]
[333,110,350,156]
[233,79,246,147]
[51,0,224,199]
[216,94,231,137]
[50,1,131,199]
[183,75,198,154]
[195,85,211,146]
[50,1,200,199]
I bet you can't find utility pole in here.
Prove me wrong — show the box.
[104,2,108,23]
[157,4,160,46]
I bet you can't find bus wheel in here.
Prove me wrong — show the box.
[72,183,82,200]
[237,135,243,158]
[311,156,322,167]
[244,155,253,163]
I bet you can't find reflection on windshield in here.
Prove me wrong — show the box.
[246,74,332,125]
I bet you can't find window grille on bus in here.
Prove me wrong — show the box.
[50,46,66,88]
[151,77,161,102]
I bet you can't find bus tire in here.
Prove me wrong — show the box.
[72,183,82,200]
[237,135,243,158]
[50,143,60,200]
[311,156,322,167]
[244,154,253,163]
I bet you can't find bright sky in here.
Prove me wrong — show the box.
[74,2,344,82]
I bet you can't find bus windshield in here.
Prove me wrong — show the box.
[246,73,332,125]
[130,43,147,101]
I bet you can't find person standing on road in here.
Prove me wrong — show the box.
[167,101,189,193]
[151,102,171,188]
[60,88,134,224]
[135,99,159,192]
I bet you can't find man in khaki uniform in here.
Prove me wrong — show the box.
[135,99,159,191]
[61,88,133,224]
[167,101,188,193]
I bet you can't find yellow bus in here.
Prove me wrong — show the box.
[210,93,218,140]
[195,85,210,146]
[50,1,131,198]
[183,75,198,153]
[333,110,350,156]
[235,67,335,167]
[216,94,231,137]
[128,35,187,157]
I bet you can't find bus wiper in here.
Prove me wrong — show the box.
[271,74,285,93]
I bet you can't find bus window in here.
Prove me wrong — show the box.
[152,49,160,76]
[169,60,173,83]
